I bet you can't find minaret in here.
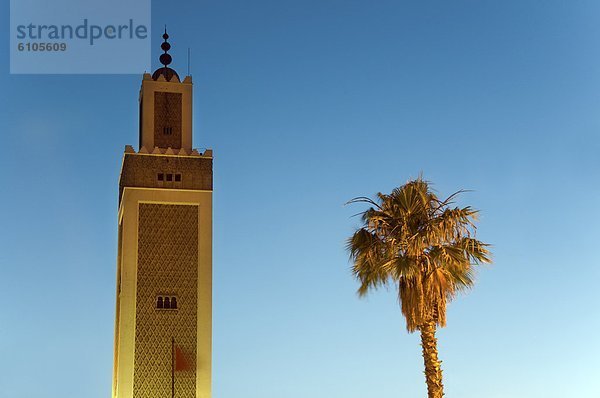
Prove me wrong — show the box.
[112,30,212,398]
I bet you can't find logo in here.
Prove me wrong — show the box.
[10,0,151,74]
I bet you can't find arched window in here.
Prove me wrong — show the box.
[156,295,178,310]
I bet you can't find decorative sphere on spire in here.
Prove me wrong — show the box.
[159,53,172,67]
[152,27,180,82]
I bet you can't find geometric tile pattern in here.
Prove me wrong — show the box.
[118,154,213,204]
[154,92,182,149]
[134,203,198,398]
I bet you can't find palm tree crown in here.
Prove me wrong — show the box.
[347,178,491,332]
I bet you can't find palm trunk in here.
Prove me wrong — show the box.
[420,319,444,398]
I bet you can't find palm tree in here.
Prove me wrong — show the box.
[347,178,491,398]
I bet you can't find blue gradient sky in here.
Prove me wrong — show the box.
[1,1,600,397]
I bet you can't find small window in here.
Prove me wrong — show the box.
[163,127,172,135]
[156,295,178,310]
[175,173,181,182]
[166,173,173,182]
[158,173,164,181]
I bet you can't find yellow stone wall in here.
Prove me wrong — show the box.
[139,74,193,152]
[113,187,212,398]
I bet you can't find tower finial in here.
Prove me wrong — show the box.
[159,26,172,68]
[151,28,180,81]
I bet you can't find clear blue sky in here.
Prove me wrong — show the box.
[1,1,600,397]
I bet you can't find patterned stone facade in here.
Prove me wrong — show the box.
[119,154,213,203]
[133,203,198,398]
[154,92,183,149]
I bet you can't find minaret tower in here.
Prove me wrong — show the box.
[112,31,212,398]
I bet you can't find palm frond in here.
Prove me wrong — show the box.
[346,177,493,332]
